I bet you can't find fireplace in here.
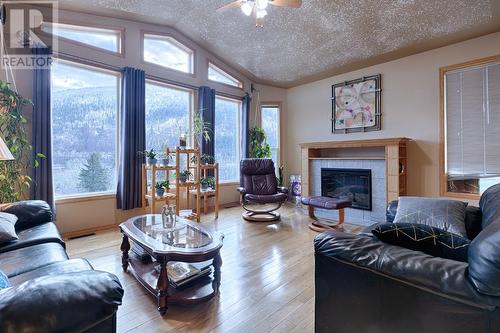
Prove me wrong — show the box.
[321,168,372,210]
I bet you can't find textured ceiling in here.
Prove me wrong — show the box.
[58,0,500,87]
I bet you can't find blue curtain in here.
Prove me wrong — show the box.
[241,93,251,158]
[31,47,54,210]
[116,67,145,210]
[198,86,215,157]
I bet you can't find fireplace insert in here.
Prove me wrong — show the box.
[321,168,372,210]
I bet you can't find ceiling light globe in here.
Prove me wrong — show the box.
[256,9,267,18]
[241,2,253,16]
[256,0,269,10]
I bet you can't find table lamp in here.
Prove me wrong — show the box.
[0,136,14,160]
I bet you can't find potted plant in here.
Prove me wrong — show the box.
[179,133,187,149]
[200,177,212,190]
[179,170,192,183]
[200,154,215,165]
[161,154,171,166]
[249,127,271,158]
[277,165,284,187]
[155,181,168,197]
[193,110,212,148]
[144,149,157,166]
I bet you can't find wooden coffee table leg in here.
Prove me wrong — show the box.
[120,234,130,272]
[213,253,222,292]
[157,259,169,316]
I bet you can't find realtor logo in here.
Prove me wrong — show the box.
[0,0,58,69]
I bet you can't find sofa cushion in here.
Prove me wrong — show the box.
[372,223,470,262]
[0,270,9,289]
[0,243,68,278]
[9,258,93,286]
[0,222,64,254]
[0,212,18,244]
[469,183,500,296]
[0,200,53,231]
[394,196,468,237]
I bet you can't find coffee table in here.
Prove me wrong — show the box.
[119,214,224,315]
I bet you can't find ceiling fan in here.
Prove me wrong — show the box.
[217,0,302,27]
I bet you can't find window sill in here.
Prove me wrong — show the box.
[441,191,480,201]
[55,192,116,204]
[219,181,239,186]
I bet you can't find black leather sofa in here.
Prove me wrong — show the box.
[314,184,500,333]
[0,200,123,333]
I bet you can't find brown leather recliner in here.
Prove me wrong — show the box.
[237,159,288,222]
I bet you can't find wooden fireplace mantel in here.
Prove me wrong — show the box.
[300,137,410,203]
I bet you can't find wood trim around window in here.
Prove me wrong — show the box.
[260,102,283,168]
[439,54,500,200]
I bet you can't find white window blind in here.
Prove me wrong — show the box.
[445,62,500,180]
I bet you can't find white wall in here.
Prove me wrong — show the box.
[284,31,500,201]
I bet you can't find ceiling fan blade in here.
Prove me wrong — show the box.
[216,0,244,12]
[269,0,302,8]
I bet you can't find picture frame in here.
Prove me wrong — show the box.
[331,74,382,134]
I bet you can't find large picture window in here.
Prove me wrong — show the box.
[145,81,193,152]
[51,60,119,197]
[215,96,241,182]
[442,57,500,197]
[261,104,280,169]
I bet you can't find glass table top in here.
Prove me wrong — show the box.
[125,215,214,251]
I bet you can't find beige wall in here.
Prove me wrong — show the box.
[284,31,500,201]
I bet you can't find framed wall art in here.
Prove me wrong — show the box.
[331,74,381,134]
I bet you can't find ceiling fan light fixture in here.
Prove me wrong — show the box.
[241,1,254,16]
[256,0,269,10]
[256,9,267,19]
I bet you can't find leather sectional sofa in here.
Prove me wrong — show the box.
[0,200,123,333]
[314,184,500,333]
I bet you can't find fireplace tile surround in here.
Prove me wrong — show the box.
[300,138,409,227]
[311,159,386,225]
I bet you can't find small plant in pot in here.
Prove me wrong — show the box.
[200,154,215,165]
[179,170,192,183]
[144,149,157,166]
[161,154,171,166]
[155,180,169,197]
[200,176,215,190]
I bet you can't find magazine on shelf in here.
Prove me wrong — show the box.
[154,261,212,287]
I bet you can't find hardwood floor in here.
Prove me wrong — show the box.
[65,204,362,333]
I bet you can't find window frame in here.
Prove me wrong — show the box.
[260,102,282,170]
[208,61,244,89]
[51,57,121,200]
[214,94,242,183]
[145,78,195,149]
[141,31,195,75]
[40,20,125,56]
[439,54,500,200]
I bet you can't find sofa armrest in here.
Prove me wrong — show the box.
[0,271,123,333]
[236,187,246,194]
[0,200,53,231]
[314,231,500,310]
[277,186,288,194]
[386,200,398,222]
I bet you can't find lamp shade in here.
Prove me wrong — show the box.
[0,136,14,160]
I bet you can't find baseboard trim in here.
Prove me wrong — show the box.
[62,223,118,240]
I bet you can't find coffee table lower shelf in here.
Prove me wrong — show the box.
[127,256,220,312]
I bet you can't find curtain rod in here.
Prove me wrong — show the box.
[54,52,246,100]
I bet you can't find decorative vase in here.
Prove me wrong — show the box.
[179,133,187,149]
[180,175,187,183]
[201,183,209,190]
[155,188,165,197]
[148,158,157,166]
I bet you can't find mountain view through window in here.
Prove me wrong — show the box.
[51,60,119,197]
[215,96,241,181]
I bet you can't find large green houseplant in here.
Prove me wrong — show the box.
[0,81,44,202]
[249,127,271,158]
